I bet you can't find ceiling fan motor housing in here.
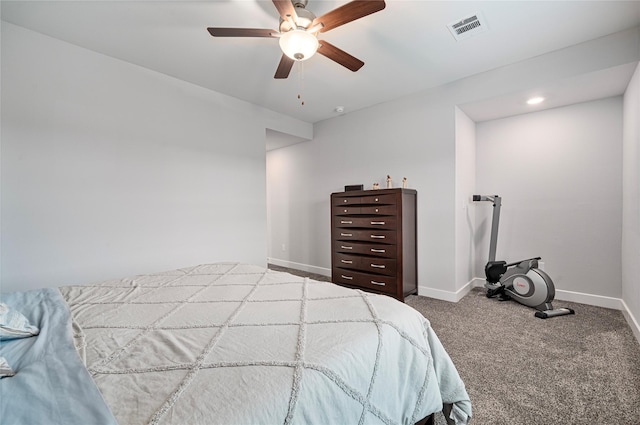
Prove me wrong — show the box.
[279,5,316,32]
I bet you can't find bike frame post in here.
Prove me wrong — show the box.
[488,196,501,263]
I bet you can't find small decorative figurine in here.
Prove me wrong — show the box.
[402,177,407,188]
[372,182,380,190]
[387,175,392,188]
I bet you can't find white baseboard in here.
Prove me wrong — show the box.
[621,300,640,344]
[554,289,623,310]
[418,281,627,309]
[267,258,331,277]
[417,278,484,303]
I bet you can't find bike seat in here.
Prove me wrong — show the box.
[485,261,507,283]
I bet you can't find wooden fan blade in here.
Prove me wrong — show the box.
[272,0,299,23]
[313,0,385,33]
[317,40,364,72]
[207,28,277,38]
[274,54,295,79]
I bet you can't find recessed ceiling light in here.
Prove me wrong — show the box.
[335,106,345,113]
[527,97,545,105]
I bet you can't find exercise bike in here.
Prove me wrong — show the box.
[472,195,575,319]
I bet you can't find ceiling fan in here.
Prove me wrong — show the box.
[207,0,386,79]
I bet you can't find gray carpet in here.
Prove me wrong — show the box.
[268,265,640,424]
[407,289,640,425]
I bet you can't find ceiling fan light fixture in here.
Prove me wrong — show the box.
[279,28,319,61]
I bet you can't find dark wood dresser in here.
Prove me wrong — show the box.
[330,188,417,301]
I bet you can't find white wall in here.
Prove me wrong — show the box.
[268,96,459,289]
[622,63,640,335]
[454,107,477,294]
[475,97,623,298]
[1,23,310,292]
[266,141,329,274]
[267,28,639,297]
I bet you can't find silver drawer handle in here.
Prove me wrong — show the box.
[341,275,354,280]
[371,235,385,239]
[343,199,348,203]
[370,264,385,269]
[341,220,353,224]
[371,280,386,286]
[344,209,348,213]
[374,198,379,202]
[341,260,353,264]
[340,245,353,250]
[371,221,385,225]
[340,233,353,237]
[371,248,386,253]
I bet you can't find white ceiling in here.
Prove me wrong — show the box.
[458,62,639,122]
[2,1,640,125]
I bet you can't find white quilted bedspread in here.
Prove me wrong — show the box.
[59,263,471,425]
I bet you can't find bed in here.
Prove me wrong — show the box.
[0,263,471,424]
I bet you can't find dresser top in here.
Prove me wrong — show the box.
[331,188,417,196]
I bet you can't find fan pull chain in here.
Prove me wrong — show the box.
[297,61,305,106]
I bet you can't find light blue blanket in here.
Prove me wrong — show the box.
[0,288,117,425]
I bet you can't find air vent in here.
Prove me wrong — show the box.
[447,12,488,41]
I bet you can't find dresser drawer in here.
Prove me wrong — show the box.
[360,257,397,276]
[360,194,396,205]
[333,216,397,229]
[333,268,397,295]
[334,241,395,258]
[332,228,398,244]
[334,252,362,268]
[333,206,362,215]
[332,196,361,207]
[334,253,397,276]
[333,205,396,216]
[359,205,396,215]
